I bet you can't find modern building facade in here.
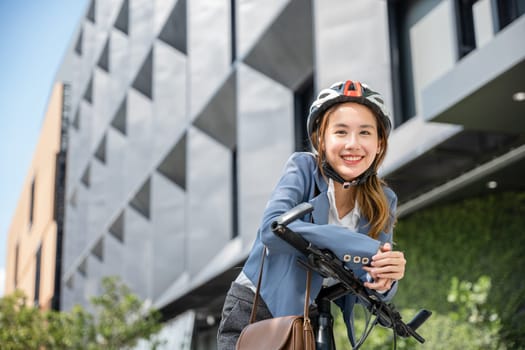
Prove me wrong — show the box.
[5,83,68,311]
[5,0,524,348]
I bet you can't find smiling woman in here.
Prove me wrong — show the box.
[0,0,88,297]
[217,80,405,349]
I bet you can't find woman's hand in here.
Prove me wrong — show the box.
[363,243,406,292]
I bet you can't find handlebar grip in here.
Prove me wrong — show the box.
[273,203,314,227]
[271,203,314,255]
[272,222,311,254]
[407,309,432,331]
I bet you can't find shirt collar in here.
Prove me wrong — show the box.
[327,179,360,229]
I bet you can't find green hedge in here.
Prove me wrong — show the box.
[393,191,525,348]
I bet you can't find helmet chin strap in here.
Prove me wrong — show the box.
[322,162,376,189]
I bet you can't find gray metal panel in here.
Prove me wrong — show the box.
[109,28,131,92]
[63,192,89,277]
[152,40,188,155]
[188,0,231,116]
[154,0,179,37]
[193,71,237,150]
[237,64,294,247]
[61,272,85,311]
[124,90,153,196]
[123,206,152,299]
[157,0,187,54]
[90,0,122,32]
[473,0,495,48]
[313,0,393,112]
[87,159,112,242]
[103,226,126,277]
[129,0,155,71]
[151,173,186,299]
[236,0,291,58]
[242,0,313,90]
[82,20,100,70]
[409,0,458,116]
[186,127,232,275]
[74,102,95,183]
[103,128,127,213]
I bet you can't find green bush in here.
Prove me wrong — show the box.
[332,191,525,349]
[393,191,525,348]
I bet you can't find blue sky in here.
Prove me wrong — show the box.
[0,0,88,296]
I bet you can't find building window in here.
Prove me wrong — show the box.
[231,148,238,239]
[34,245,42,307]
[388,0,451,126]
[494,0,525,30]
[14,244,19,288]
[230,0,237,63]
[454,0,478,58]
[294,75,314,152]
[387,0,417,126]
[29,177,36,228]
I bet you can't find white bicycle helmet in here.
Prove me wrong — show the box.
[307,80,393,188]
[307,80,392,145]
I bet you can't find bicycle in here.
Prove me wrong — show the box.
[271,202,432,349]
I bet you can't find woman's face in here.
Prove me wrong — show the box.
[323,102,380,182]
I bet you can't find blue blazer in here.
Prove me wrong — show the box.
[241,152,398,344]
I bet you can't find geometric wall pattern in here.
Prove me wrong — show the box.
[59,1,393,340]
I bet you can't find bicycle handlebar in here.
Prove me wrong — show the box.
[271,203,431,344]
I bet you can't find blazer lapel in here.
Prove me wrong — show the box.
[309,171,329,224]
[309,193,329,225]
[357,216,370,235]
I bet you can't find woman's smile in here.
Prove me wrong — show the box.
[341,154,364,164]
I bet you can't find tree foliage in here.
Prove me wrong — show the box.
[0,276,162,350]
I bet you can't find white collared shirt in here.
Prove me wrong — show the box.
[326,178,360,229]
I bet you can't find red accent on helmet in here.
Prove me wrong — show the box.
[343,80,363,97]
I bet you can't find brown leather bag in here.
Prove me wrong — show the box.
[236,247,315,350]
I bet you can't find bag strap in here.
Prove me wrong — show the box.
[303,269,311,319]
[303,270,314,350]
[248,246,267,324]
[248,246,312,324]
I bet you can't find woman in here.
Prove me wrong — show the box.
[217,80,406,348]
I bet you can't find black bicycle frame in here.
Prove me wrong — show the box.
[271,202,431,349]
